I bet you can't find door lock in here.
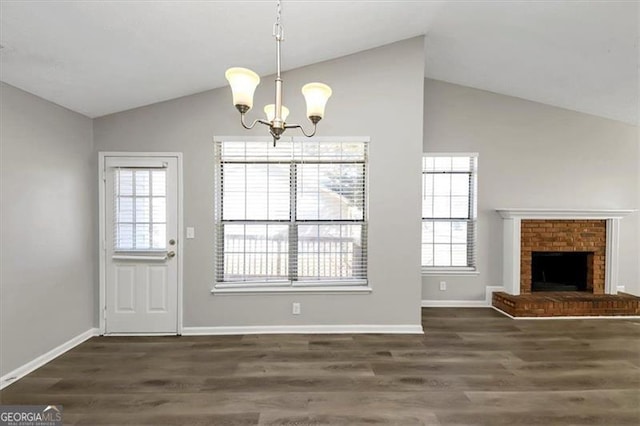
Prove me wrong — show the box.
[167,251,176,258]
[169,239,176,245]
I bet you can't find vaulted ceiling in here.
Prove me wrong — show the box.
[1,1,638,124]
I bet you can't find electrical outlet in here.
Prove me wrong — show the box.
[439,281,447,291]
[292,302,301,315]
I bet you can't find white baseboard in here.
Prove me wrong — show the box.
[104,333,177,336]
[182,324,424,335]
[617,285,625,293]
[485,286,505,304]
[422,286,505,308]
[421,300,487,307]
[1,327,99,390]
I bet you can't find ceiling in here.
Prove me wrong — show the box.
[1,1,638,124]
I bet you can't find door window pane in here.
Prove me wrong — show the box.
[135,224,151,249]
[119,170,133,196]
[114,168,167,251]
[152,224,166,249]
[135,170,150,196]
[152,171,166,196]
[152,198,166,223]
[117,197,133,222]
[117,224,134,250]
[135,198,150,222]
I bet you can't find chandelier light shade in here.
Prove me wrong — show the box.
[225,0,332,145]
[264,104,290,122]
[225,67,261,111]
[301,82,332,121]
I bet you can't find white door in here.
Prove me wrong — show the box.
[103,156,179,334]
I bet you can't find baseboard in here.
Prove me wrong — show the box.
[0,327,99,390]
[485,286,505,305]
[182,324,424,335]
[421,286,505,308]
[617,285,625,293]
[104,333,177,336]
[421,300,487,307]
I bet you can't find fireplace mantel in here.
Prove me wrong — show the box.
[496,209,635,296]
[497,208,634,220]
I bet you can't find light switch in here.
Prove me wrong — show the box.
[186,227,195,239]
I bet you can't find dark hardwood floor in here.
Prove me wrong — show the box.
[2,308,639,425]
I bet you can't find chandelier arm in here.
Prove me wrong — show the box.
[240,113,271,130]
[284,122,318,138]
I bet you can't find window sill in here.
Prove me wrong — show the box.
[422,268,479,276]
[211,281,371,295]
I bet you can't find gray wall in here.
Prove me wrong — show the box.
[93,38,425,328]
[422,78,639,300]
[0,83,95,376]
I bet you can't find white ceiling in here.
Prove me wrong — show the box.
[1,1,638,124]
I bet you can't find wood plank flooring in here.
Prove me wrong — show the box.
[2,308,639,425]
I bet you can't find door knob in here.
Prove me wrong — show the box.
[167,251,176,258]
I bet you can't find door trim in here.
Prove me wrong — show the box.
[98,152,184,335]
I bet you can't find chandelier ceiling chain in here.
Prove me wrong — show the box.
[225,0,332,146]
[273,0,283,41]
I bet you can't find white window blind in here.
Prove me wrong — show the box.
[215,139,368,286]
[113,168,167,252]
[422,154,477,270]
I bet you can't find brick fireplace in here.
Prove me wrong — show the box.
[492,209,638,317]
[520,220,606,294]
[496,209,632,296]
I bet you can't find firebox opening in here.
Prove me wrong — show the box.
[532,252,591,292]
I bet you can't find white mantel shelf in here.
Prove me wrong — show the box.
[496,208,635,220]
[497,208,635,296]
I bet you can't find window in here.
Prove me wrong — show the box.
[422,154,477,272]
[114,168,167,251]
[214,138,368,288]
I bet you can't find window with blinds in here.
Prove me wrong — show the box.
[114,168,167,252]
[422,154,478,271]
[215,139,368,286]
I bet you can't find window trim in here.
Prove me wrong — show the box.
[421,152,478,274]
[422,267,480,276]
[211,284,372,295]
[212,136,371,294]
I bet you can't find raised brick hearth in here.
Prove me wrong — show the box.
[493,291,640,317]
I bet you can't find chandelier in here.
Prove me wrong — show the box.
[225,0,332,146]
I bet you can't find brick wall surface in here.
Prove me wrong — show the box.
[520,220,606,294]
